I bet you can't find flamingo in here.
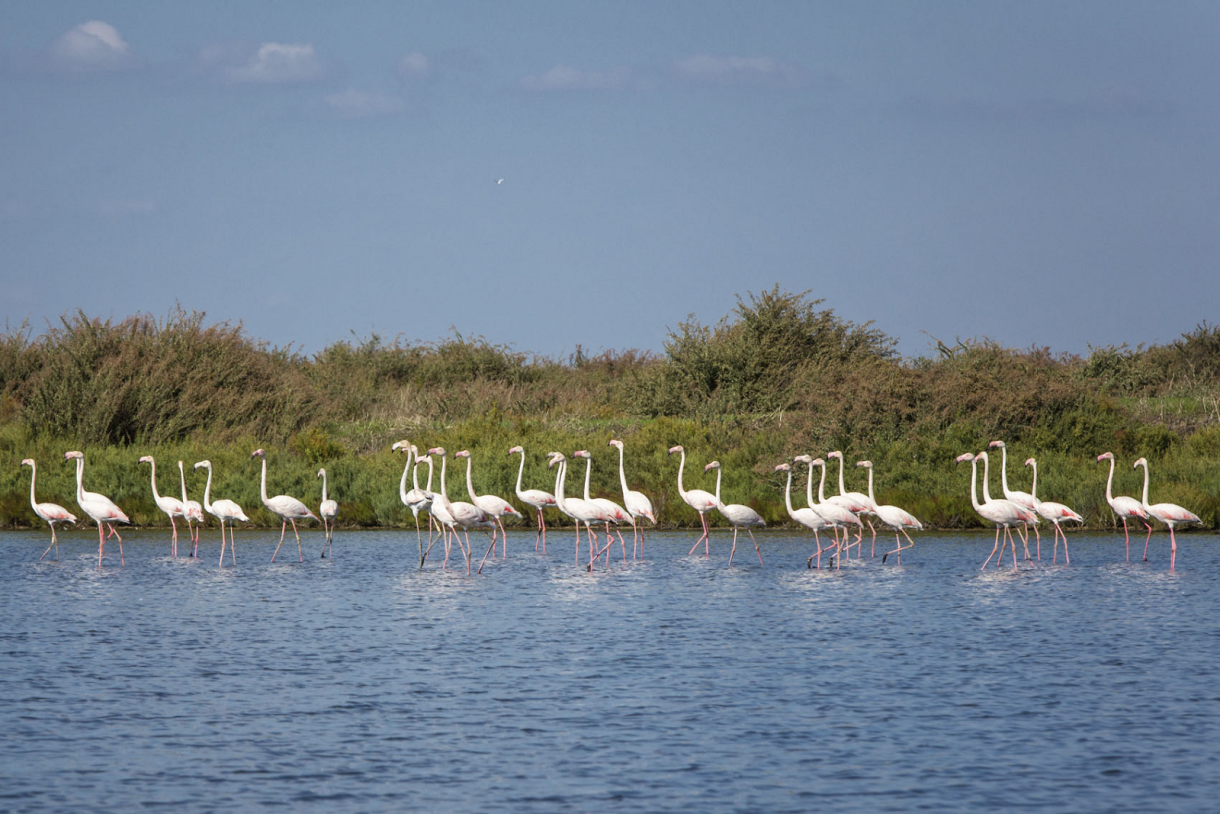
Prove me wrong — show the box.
[797,456,862,567]
[855,460,923,565]
[178,460,205,557]
[826,451,877,555]
[64,450,130,567]
[574,450,630,565]
[508,445,557,553]
[393,442,436,567]
[774,462,833,569]
[548,452,609,569]
[956,451,1036,570]
[459,449,521,560]
[988,441,1039,560]
[608,439,656,559]
[252,449,319,563]
[1097,452,1152,562]
[668,445,718,556]
[704,460,765,566]
[1133,457,1201,571]
[139,455,186,557]
[1024,457,1083,564]
[427,448,490,575]
[21,458,76,561]
[317,468,339,558]
[194,460,249,567]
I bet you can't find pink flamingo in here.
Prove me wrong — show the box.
[178,461,205,557]
[420,450,466,572]
[64,450,130,567]
[1097,451,1152,562]
[509,445,557,553]
[797,456,862,568]
[393,442,436,567]
[988,441,1039,560]
[574,450,630,565]
[194,460,249,567]
[855,460,923,565]
[317,468,338,558]
[668,445,718,556]
[826,451,877,555]
[956,451,1036,570]
[252,449,319,563]
[547,452,610,569]
[608,439,657,559]
[21,458,76,561]
[460,449,521,559]
[704,460,765,566]
[139,455,186,557]
[1133,457,1201,570]
[1024,457,1083,564]
[774,462,833,568]
[428,448,490,575]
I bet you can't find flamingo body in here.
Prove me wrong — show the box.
[22,458,77,561]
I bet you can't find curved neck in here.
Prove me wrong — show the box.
[410,450,422,491]
[582,457,593,501]
[969,458,982,511]
[201,465,214,513]
[147,458,162,501]
[553,460,568,509]
[321,471,329,502]
[866,466,875,503]
[998,445,1010,493]
[817,463,828,504]
[674,449,687,499]
[178,462,190,505]
[616,445,630,497]
[1105,456,1116,502]
[27,462,37,508]
[259,457,270,503]
[515,451,526,496]
[1028,461,1038,501]
[424,457,434,492]
[1139,461,1150,506]
[835,456,847,495]
[74,457,85,502]
[465,455,478,502]
[803,463,815,508]
[783,469,796,517]
[438,455,449,505]
[399,452,412,503]
[980,454,994,503]
[713,468,722,505]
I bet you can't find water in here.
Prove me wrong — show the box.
[2,527,1218,811]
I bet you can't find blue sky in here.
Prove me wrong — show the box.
[3,2,1218,360]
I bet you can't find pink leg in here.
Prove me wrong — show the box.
[478,531,497,574]
[1121,518,1130,562]
[688,514,709,556]
[1009,528,1018,569]
[751,529,763,565]
[97,522,105,567]
[271,521,288,562]
[219,522,227,567]
[1169,526,1177,571]
[869,520,877,557]
[728,528,738,566]
[982,527,1001,570]
[498,517,508,557]
[291,520,303,562]
[1142,522,1153,561]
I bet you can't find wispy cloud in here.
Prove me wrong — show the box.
[197,42,324,84]
[323,89,405,118]
[517,65,638,92]
[673,55,809,88]
[399,52,430,79]
[49,21,133,73]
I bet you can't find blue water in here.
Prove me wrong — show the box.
[2,527,1218,811]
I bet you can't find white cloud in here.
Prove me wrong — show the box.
[323,89,405,118]
[399,52,430,78]
[518,64,635,92]
[222,42,323,84]
[674,54,807,87]
[50,21,132,72]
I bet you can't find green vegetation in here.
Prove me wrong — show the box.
[3,289,1218,532]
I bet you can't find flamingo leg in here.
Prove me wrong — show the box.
[219,522,228,567]
[1169,526,1177,571]
[497,517,508,558]
[688,512,710,556]
[728,528,738,566]
[1061,523,1070,565]
[1142,521,1154,562]
[751,529,763,565]
[868,520,877,557]
[478,531,498,574]
[1008,528,1018,569]
[41,525,58,562]
[290,520,303,562]
[982,527,1002,570]
[271,521,288,562]
[1121,518,1130,562]
[1033,523,1041,561]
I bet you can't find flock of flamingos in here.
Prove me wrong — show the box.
[18,439,1202,573]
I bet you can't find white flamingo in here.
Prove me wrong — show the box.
[427,448,491,575]
[1097,451,1152,562]
[393,442,436,567]
[704,460,765,566]
[797,455,862,568]
[608,439,656,559]
[21,458,76,561]
[194,460,249,567]
[668,445,718,556]
[1133,457,1201,571]
[509,445,557,553]
[988,441,1039,560]
[855,460,923,565]
[956,451,1037,570]
[1024,457,1083,564]
[826,450,877,555]
[575,450,630,565]
[252,449,319,563]
[178,460,205,557]
[459,449,521,561]
[318,468,339,558]
[64,450,130,567]
[139,455,186,557]
[774,462,833,569]
[548,452,610,569]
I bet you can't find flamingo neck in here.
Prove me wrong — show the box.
[713,468,722,506]
[424,457,434,493]
[178,462,189,506]
[259,457,270,504]
[835,455,847,496]
[783,469,796,517]
[1139,461,1150,507]
[616,445,630,496]
[969,458,982,511]
[321,471,329,503]
[437,455,450,507]
[1028,462,1038,501]
[465,454,479,503]
[553,460,567,510]
[28,462,37,508]
[147,458,162,502]
[817,463,828,504]
[201,465,214,513]
[582,457,593,501]
[514,451,526,497]
[979,453,994,503]
[997,445,1010,494]
[410,449,422,492]
[399,451,412,504]
[866,466,876,504]
[74,457,85,503]
[803,463,815,508]
[674,449,687,499]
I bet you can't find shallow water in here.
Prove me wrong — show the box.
[2,527,1218,811]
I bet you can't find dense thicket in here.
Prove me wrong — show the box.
[2,292,1218,532]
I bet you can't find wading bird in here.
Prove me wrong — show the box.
[1024,457,1083,564]
[1097,451,1152,562]
[1133,457,1201,570]
[509,445,557,553]
[178,460,205,557]
[774,462,833,569]
[988,441,1039,560]
[668,445,718,556]
[318,468,338,558]
[460,449,521,560]
[64,450,129,567]
[957,452,1036,571]
[21,458,76,561]
[704,460,764,566]
[608,439,656,559]
[252,449,319,564]
[139,455,186,557]
[194,460,249,567]
[855,460,923,565]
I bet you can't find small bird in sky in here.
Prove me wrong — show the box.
[496,178,503,184]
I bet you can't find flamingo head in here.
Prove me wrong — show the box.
[547,452,564,469]
[810,457,826,468]
[428,447,446,457]
[574,450,591,459]
[416,454,431,466]
[704,460,720,471]
[988,440,1005,450]
[317,468,325,479]
[390,440,410,452]
[1024,457,1035,468]
[826,450,843,460]
[974,451,989,463]
[1096,451,1113,463]
[251,448,266,460]
[1132,457,1148,469]
[774,462,790,472]
[954,453,974,464]
[193,460,211,470]
[21,458,33,467]
[793,454,812,464]
[64,450,83,462]
[856,460,872,469]
[138,455,153,465]
[608,439,623,450]
[508,445,524,455]
[455,450,471,459]
[667,445,683,455]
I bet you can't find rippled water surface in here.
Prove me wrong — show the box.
[2,528,1219,811]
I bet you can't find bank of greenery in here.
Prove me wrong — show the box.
[2,287,1218,533]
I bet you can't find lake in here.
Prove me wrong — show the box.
[1,527,1217,811]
